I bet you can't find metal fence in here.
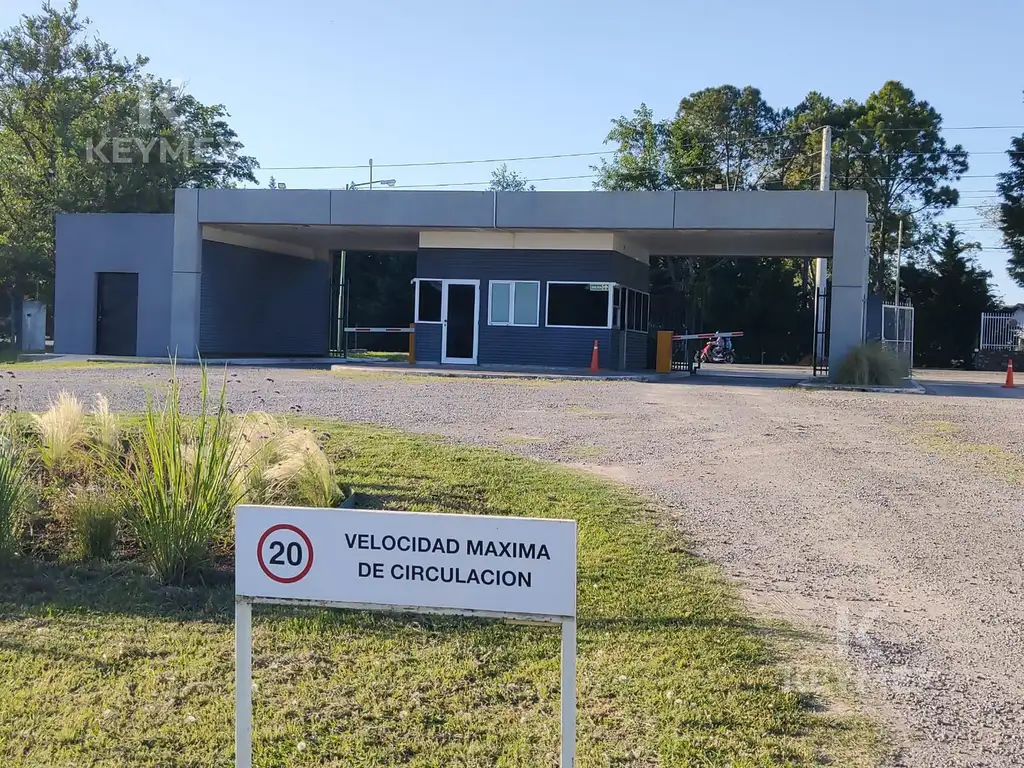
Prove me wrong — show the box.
[881,302,915,370]
[979,312,1023,350]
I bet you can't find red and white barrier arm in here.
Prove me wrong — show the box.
[671,331,745,341]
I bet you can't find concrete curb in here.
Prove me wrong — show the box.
[329,364,654,383]
[796,379,927,394]
[17,354,343,367]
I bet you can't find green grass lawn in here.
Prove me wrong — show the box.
[0,422,881,767]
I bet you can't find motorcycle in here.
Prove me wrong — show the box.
[696,337,736,364]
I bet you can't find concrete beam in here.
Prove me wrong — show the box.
[673,191,836,230]
[828,190,870,366]
[331,190,494,227]
[198,189,331,224]
[202,226,317,260]
[169,271,201,359]
[495,191,675,229]
[419,230,615,251]
[170,189,202,358]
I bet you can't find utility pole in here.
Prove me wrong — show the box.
[368,158,373,190]
[894,219,904,305]
[813,126,831,368]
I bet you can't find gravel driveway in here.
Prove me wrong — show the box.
[9,363,1024,767]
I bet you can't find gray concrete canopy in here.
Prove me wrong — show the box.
[170,187,869,363]
[55,187,866,364]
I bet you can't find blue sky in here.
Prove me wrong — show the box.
[4,0,1024,302]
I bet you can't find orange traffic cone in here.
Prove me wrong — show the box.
[1004,358,1015,388]
[590,340,600,373]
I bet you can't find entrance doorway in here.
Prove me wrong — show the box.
[95,272,139,356]
[442,280,479,364]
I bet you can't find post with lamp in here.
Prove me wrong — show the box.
[346,159,396,190]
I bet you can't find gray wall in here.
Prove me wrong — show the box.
[415,249,649,369]
[199,241,330,356]
[54,213,174,356]
[623,330,649,370]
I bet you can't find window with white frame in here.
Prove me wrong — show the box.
[489,280,540,326]
[546,282,614,328]
[617,287,650,332]
[414,279,442,323]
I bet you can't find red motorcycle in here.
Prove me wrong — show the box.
[696,336,736,364]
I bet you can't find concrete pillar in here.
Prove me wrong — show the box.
[828,190,870,367]
[169,189,202,358]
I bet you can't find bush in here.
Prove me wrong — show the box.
[111,364,245,584]
[68,490,119,561]
[90,394,120,456]
[0,420,29,557]
[33,391,87,471]
[265,429,345,508]
[831,342,909,387]
[230,412,285,504]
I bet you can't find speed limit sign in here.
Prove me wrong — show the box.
[234,505,579,768]
[256,524,314,583]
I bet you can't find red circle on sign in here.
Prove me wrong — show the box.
[257,524,314,583]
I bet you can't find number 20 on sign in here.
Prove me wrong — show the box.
[234,505,579,767]
[256,524,313,583]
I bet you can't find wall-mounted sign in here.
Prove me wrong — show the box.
[587,283,612,292]
[234,506,579,768]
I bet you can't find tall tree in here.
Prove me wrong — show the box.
[488,163,535,191]
[594,103,668,191]
[996,116,1024,288]
[900,224,998,367]
[0,0,257,308]
[834,82,968,293]
[595,82,968,361]
[595,88,810,361]
[666,85,781,191]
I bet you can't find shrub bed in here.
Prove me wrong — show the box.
[2,366,349,583]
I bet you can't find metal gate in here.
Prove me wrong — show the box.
[881,302,914,370]
[812,285,830,376]
[979,312,1023,350]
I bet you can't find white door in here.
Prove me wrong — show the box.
[441,280,479,364]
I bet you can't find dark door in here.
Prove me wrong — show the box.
[96,272,139,356]
[443,282,477,362]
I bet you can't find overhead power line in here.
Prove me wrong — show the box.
[261,150,612,173]
[393,173,599,189]
[260,125,1024,173]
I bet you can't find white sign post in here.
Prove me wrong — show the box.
[234,505,578,767]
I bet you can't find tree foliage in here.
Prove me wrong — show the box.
[837,82,967,291]
[899,225,997,367]
[996,124,1024,288]
[489,163,535,191]
[0,0,257,307]
[596,81,972,363]
[595,87,812,362]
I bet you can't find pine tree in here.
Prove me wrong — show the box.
[996,131,1024,288]
[901,225,998,367]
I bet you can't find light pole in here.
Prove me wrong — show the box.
[345,158,396,190]
[346,179,396,190]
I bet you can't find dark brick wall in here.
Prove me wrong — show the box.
[200,241,330,356]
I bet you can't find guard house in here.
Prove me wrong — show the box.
[54,189,870,369]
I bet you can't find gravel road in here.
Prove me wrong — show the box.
[9,363,1024,767]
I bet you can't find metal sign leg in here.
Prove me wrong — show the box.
[236,601,253,768]
[561,617,576,768]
